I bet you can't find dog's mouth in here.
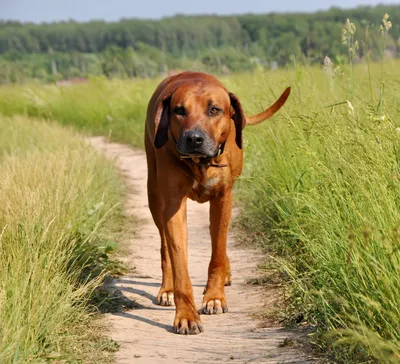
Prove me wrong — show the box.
[180,152,209,158]
[177,147,219,161]
[178,147,219,159]
[180,153,211,164]
[178,153,208,165]
[178,147,225,166]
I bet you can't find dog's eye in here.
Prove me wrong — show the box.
[210,107,222,116]
[173,106,186,116]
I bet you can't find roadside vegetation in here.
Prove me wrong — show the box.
[0,116,123,362]
[0,12,399,363]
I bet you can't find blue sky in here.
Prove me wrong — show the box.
[1,0,398,23]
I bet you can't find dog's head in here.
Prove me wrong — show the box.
[153,76,290,159]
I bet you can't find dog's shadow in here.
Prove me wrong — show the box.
[104,277,176,332]
[120,278,205,289]
[105,276,207,332]
[112,311,173,332]
[118,285,158,303]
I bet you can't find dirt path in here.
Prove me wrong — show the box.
[89,136,314,364]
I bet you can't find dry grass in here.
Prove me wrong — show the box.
[0,116,123,362]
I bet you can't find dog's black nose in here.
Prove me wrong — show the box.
[185,130,204,148]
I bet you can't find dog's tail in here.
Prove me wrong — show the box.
[246,87,291,126]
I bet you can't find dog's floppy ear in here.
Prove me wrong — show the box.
[154,96,171,149]
[229,93,245,149]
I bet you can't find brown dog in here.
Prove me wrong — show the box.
[144,72,290,335]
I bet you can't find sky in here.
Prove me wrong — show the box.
[1,0,398,23]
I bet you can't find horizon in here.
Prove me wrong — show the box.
[1,0,398,24]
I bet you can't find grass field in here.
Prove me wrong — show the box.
[0,54,400,362]
[0,116,124,362]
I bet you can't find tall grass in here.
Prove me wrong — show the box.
[1,57,400,362]
[0,116,122,362]
[0,77,156,148]
[233,61,400,362]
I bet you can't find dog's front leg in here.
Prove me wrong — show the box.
[200,189,232,315]
[163,194,203,335]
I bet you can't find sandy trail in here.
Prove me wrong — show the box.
[89,136,314,364]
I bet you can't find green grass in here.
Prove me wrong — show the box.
[0,77,157,148]
[1,59,400,362]
[234,61,400,362]
[0,116,123,363]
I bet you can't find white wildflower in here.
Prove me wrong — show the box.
[347,100,354,116]
[382,13,393,31]
[342,18,356,43]
[323,56,333,73]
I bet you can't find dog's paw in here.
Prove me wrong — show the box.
[199,297,228,315]
[173,311,204,335]
[156,289,174,306]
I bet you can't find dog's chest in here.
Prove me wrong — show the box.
[189,174,225,203]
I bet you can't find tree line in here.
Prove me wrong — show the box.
[0,4,399,83]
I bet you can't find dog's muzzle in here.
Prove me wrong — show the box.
[176,129,218,158]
